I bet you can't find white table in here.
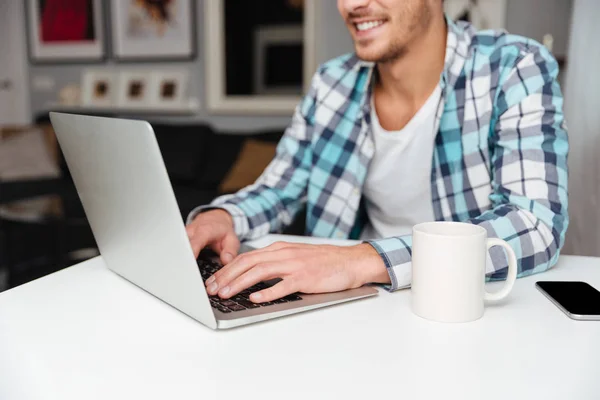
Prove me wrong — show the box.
[1,235,599,400]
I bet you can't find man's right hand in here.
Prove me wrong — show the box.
[186,209,240,264]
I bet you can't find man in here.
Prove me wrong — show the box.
[186,0,569,303]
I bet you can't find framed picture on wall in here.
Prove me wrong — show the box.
[115,70,153,108]
[27,0,105,62]
[148,70,189,108]
[80,70,117,107]
[110,0,195,61]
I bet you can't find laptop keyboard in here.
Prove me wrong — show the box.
[198,257,302,313]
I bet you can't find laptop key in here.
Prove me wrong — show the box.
[237,299,260,309]
[283,294,303,301]
[226,303,246,312]
[217,306,232,313]
[254,282,268,290]
[273,298,288,304]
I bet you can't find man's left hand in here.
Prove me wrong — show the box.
[205,242,390,303]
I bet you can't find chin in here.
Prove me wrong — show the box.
[354,47,387,63]
[352,36,396,62]
[354,41,405,63]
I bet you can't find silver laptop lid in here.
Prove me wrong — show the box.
[49,112,216,329]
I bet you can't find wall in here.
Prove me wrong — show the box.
[505,0,573,59]
[314,0,354,67]
[0,0,30,126]
[561,0,600,257]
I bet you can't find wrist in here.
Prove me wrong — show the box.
[349,243,390,287]
[206,209,234,229]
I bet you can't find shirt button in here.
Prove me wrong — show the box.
[336,232,344,238]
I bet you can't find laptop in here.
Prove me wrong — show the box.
[49,112,378,329]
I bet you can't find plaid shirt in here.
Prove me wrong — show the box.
[189,18,569,291]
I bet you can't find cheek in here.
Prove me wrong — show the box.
[337,0,346,18]
[385,19,409,42]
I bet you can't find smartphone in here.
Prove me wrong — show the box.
[536,281,600,321]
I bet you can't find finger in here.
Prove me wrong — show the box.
[189,228,213,258]
[214,248,297,285]
[249,241,303,255]
[219,233,240,264]
[209,240,223,255]
[250,279,298,303]
[206,249,294,295]
[218,262,281,299]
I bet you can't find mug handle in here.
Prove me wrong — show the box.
[484,238,518,302]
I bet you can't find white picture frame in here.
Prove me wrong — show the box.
[81,70,117,107]
[115,70,153,108]
[110,0,195,60]
[148,70,189,108]
[27,0,105,62]
[205,0,317,114]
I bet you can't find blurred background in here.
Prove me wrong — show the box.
[1,0,598,292]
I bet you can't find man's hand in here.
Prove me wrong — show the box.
[186,209,240,264]
[204,242,390,303]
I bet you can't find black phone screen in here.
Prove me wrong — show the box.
[537,281,600,315]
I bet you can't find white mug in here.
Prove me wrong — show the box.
[411,221,518,323]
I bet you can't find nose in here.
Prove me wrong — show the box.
[339,0,370,13]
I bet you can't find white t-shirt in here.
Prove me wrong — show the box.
[360,86,442,240]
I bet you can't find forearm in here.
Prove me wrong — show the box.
[198,183,305,240]
[466,203,565,280]
[366,204,565,292]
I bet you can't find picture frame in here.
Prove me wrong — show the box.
[205,0,318,114]
[26,0,105,63]
[253,25,304,95]
[115,70,153,108]
[148,70,189,108]
[110,0,195,61]
[80,70,117,107]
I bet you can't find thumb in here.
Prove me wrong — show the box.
[220,232,240,264]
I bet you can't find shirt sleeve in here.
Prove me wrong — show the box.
[366,46,569,291]
[186,71,322,240]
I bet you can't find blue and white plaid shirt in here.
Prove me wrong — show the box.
[190,18,569,291]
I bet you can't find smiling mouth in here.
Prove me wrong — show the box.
[354,19,386,32]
